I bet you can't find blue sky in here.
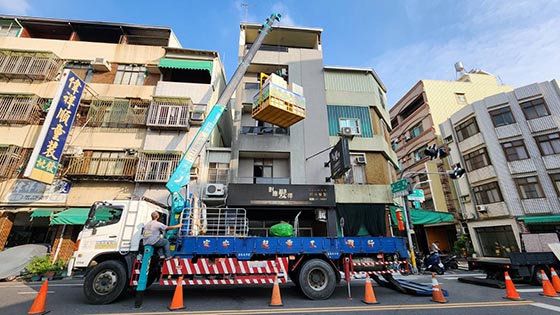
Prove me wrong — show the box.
[2,0,559,107]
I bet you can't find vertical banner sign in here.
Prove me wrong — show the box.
[24,70,85,184]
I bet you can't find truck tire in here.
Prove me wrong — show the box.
[298,259,336,300]
[83,260,128,304]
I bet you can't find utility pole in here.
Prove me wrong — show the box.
[240,2,256,22]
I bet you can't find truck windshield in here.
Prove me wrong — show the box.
[85,204,124,229]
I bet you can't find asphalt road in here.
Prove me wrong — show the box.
[2,271,560,314]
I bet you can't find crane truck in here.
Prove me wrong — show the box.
[67,13,411,306]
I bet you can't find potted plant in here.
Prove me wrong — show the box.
[26,256,65,281]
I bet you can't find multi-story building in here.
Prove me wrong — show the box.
[440,80,560,257]
[324,66,398,236]
[0,15,229,261]
[389,70,513,254]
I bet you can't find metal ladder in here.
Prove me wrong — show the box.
[118,200,140,252]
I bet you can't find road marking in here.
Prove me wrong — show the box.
[18,291,54,294]
[0,283,81,289]
[85,300,535,315]
[531,302,560,313]
[517,288,544,293]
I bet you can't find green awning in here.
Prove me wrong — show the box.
[390,206,455,226]
[518,215,560,224]
[158,58,213,73]
[50,208,89,225]
[30,209,58,219]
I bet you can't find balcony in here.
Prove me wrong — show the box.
[63,152,138,181]
[0,145,29,180]
[0,94,46,125]
[0,50,63,82]
[85,98,150,128]
[146,97,191,130]
[135,152,181,182]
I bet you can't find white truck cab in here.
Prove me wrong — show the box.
[68,200,168,276]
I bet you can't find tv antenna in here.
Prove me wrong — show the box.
[241,2,256,22]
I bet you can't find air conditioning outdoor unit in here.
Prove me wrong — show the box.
[476,205,488,213]
[205,183,225,197]
[355,156,366,164]
[190,111,205,122]
[339,126,354,137]
[91,57,111,72]
[404,134,411,141]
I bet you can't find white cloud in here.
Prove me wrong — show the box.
[375,2,560,107]
[0,0,31,15]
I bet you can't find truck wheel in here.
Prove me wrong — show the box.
[83,260,128,304]
[298,259,336,300]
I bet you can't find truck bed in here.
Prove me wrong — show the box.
[175,236,409,259]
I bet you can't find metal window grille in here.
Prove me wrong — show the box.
[63,151,138,179]
[0,50,63,81]
[135,152,181,182]
[0,94,45,124]
[86,98,149,128]
[146,97,191,129]
[0,145,28,179]
[180,207,249,237]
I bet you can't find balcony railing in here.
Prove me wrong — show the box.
[237,176,290,184]
[240,126,289,135]
[85,98,150,128]
[0,94,46,125]
[63,153,138,180]
[146,97,192,129]
[0,50,63,81]
[135,152,181,182]
[0,145,29,179]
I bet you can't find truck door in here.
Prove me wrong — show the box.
[80,203,125,259]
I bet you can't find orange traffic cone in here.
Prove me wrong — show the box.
[540,270,558,297]
[269,276,283,307]
[28,280,49,315]
[503,271,524,301]
[362,273,379,304]
[168,276,186,311]
[550,267,560,292]
[430,273,448,303]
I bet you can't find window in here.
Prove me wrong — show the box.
[339,118,361,135]
[245,82,260,90]
[473,182,503,204]
[490,107,515,127]
[515,176,544,199]
[501,140,529,161]
[520,97,550,120]
[208,162,229,185]
[550,174,560,196]
[114,64,146,85]
[413,145,427,161]
[455,93,467,105]
[350,154,366,184]
[63,61,94,83]
[455,117,479,142]
[408,122,423,138]
[463,147,491,171]
[378,87,386,109]
[535,132,560,156]
[253,159,272,184]
[85,205,123,228]
[475,225,519,257]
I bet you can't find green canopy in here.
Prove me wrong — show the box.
[50,208,89,225]
[158,58,213,73]
[518,215,560,224]
[30,209,59,219]
[390,206,454,226]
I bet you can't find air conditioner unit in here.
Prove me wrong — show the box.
[476,205,488,213]
[205,183,225,197]
[190,111,205,122]
[91,57,111,72]
[404,134,411,141]
[339,126,354,137]
[355,156,366,164]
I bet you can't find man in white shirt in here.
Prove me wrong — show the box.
[142,211,182,260]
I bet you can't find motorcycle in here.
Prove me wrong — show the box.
[420,251,445,275]
[441,254,459,270]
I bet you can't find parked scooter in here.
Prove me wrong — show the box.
[441,254,459,270]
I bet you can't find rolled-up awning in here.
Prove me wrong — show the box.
[158,58,212,73]
[50,208,89,225]
[390,206,454,226]
[518,215,560,224]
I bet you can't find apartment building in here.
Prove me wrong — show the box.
[389,71,513,254]
[440,80,560,257]
[324,66,398,237]
[0,16,229,261]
